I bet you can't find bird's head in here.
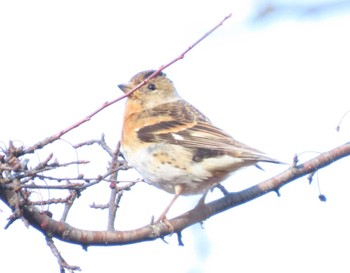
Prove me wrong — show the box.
[118,70,180,108]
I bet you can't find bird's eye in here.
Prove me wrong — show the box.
[147,83,156,91]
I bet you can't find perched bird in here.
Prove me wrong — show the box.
[119,70,280,220]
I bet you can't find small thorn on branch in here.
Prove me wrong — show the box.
[177,231,184,246]
[308,172,315,184]
[292,154,299,167]
[159,236,169,245]
[275,189,281,197]
[4,213,20,229]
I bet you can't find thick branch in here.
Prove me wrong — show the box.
[2,142,348,246]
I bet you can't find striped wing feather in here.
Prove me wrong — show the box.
[137,100,279,163]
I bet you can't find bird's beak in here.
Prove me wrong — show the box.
[118,83,131,93]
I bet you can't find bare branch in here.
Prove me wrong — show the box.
[7,142,349,247]
[61,189,79,222]
[46,236,81,273]
[18,14,232,157]
[74,134,115,157]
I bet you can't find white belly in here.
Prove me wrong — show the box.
[122,143,245,195]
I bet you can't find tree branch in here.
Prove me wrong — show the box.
[3,142,347,247]
[19,13,232,157]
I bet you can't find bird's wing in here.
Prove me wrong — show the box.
[137,100,279,163]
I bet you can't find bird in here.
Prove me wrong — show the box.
[118,70,281,222]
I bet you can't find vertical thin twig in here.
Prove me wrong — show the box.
[107,142,122,230]
[46,236,81,272]
[60,188,78,222]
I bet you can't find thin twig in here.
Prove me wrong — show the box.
[61,189,78,222]
[20,13,232,156]
[90,182,136,211]
[336,110,350,132]
[18,183,85,190]
[46,236,81,272]
[74,134,115,157]
[26,196,74,206]
[107,141,123,230]
[121,14,233,99]
[90,203,109,209]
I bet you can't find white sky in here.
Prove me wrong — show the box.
[1,1,350,272]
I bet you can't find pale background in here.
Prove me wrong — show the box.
[1,0,350,272]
